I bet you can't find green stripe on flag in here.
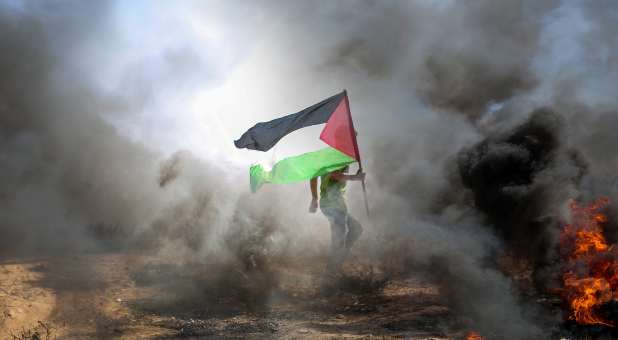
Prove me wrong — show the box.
[250,147,355,192]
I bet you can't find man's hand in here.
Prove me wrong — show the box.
[309,198,318,213]
[354,169,366,181]
[330,169,366,182]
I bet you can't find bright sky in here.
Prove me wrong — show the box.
[76,0,334,170]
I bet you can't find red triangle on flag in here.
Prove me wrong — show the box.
[319,95,359,161]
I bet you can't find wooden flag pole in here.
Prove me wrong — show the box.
[343,90,370,217]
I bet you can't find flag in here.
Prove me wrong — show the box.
[235,91,360,192]
[249,147,355,192]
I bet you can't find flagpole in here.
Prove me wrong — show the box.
[343,89,370,217]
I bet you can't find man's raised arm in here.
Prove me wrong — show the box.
[329,169,365,182]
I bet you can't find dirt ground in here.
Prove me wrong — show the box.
[0,253,473,339]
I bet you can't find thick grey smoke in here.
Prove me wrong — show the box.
[267,0,616,337]
[0,1,163,254]
[0,1,304,315]
[2,0,618,338]
[0,0,287,304]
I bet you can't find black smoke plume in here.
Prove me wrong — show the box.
[457,108,587,287]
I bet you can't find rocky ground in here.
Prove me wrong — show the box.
[0,253,476,339]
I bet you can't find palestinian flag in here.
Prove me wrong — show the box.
[234,91,360,192]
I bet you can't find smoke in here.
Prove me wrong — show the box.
[2,0,618,338]
[282,0,615,337]
[0,1,160,254]
[0,1,293,311]
[458,109,586,277]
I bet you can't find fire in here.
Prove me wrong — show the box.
[466,330,483,340]
[561,197,618,327]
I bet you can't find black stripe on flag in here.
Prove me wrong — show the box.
[234,92,344,152]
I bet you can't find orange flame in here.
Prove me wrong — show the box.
[561,197,618,327]
[466,330,483,340]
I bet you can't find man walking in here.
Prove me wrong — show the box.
[309,166,365,273]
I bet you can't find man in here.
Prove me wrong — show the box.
[309,166,365,273]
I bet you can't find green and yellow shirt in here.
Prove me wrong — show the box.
[319,172,347,211]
